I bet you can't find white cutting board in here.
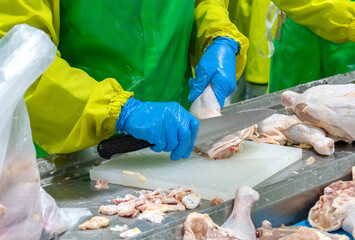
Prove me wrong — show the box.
[90,141,302,201]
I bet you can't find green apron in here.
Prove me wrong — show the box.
[36,0,195,158]
[58,0,194,106]
[269,17,355,93]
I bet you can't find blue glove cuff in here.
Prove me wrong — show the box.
[213,37,239,55]
[116,97,139,133]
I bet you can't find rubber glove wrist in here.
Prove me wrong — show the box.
[116,97,140,133]
[213,37,239,54]
[189,36,239,108]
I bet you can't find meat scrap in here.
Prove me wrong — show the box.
[95,179,109,189]
[183,212,231,239]
[195,125,258,159]
[109,225,141,239]
[182,193,201,209]
[210,197,224,206]
[308,179,355,238]
[183,186,259,240]
[98,205,118,215]
[122,171,146,183]
[120,227,141,239]
[137,209,166,224]
[99,187,200,224]
[78,216,109,230]
[256,220,349,240]
[110,224,129,233]
[113,193,137,205]
[116,202,138,217]
[305,156,316,165]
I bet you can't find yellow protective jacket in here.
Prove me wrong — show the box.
[229,0,276,84]
[193,0,249,79]
[229,0,354,85]
[0,0,247,154]
[272,0,355,43]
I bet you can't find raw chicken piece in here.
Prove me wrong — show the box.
[189,84,258,159]
[183,186,259,240]
[189,84,221,119]
[210,197,224,206]
[222,186,259,240]
[195,125,258,159]
[256,220,349,240]
[110,224,129,233]
[122,171,146,183]
[182,193,201,209]
[116,203,138,217]
[256,221,297,239]
[0,205,5,216]
[145,202,186,213]
[281,84,355,143]
[183,212,231,240]
[282,227,349,240]
[166,187,188,201]
[120,227,141,238]
[110,187,199,224]
[95,179,109,189]
[113,194,137,205]
[98,205,118,215]
[0,158,42,239]
[256,114,335,155]
[308,179,355,238]
[161,196,180,204]
[78,216,109,230]
[136,201,185,223]
[343,210,355,239]
[305,156,316,165]
[138,209,166,224]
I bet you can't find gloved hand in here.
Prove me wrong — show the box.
[189,37,239,108]
[116,98,200,160]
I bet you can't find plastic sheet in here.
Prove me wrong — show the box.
[189,84,221,120]
[0,24,91,240]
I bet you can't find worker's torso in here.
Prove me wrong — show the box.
[58,0,194,108]
[269,17,355,93]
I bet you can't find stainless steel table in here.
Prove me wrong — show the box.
[39,71,355,239]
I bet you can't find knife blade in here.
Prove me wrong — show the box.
[194,108,275,145]
[97,109,275,159]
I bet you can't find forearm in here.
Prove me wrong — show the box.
[193,0,249,80]
[25,55,133,153]
[0,0,133,153]
[0,0,60,45]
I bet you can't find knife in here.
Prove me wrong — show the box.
[97,109,275,159]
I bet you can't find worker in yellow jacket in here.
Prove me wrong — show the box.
[228,0,276,100]
[269,0,355,93]
[0,0,248,160]
[229,0,355,95]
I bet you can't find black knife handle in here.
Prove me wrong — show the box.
[97,135,153,159]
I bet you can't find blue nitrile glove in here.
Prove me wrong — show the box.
[189,37,239,108]
[116,98,200,160]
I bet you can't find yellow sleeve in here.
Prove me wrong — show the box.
[0,0,133,154]
[193,0,249,81]
[272,0,355,43]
